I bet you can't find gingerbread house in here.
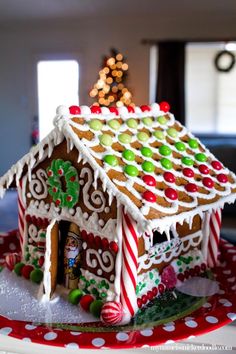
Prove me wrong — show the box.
[0,103,236,323]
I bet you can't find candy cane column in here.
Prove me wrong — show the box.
[207,208,222,268]
[18,178,26,255]
[120,209,139,324]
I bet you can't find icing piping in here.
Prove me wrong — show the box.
[29,169,48,200]
[43,219,56,301]
[86,249,114,273]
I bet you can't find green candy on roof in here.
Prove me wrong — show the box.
[108,119,121,131]
[167,128,178,138]
[160,158,172,170]
[195,153,207,162]
[137,132,149,142]
[124,164,139,177]
[159,145,172,156]
[175,141,186,151]
[104,155,118,166]
[118,133,132,144]
[89,119,103,131]
[99,134,113,146]
[141,147,153,158]
[153,130,164,140]
[157,116,167,125]
[142,161,155,173]
[182,156,194,166]
[142,117,153,126]
[188,139,199,149]
[122,149,135,161]
[127,118,138,129]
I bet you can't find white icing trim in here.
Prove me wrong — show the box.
[28,168,48,200]
[43,219,57,301]
[86,249,114,273]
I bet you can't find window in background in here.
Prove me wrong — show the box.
[186,42,236,134]
[37,60,79,140]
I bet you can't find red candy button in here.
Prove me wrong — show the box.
[80,295,94,312]
[199,164,209,175]
[142,175,156,186]
[185,183,198,193]
[90,105,102,114]
[110,241,119,253]
[69,105,81,115]
[211,160,222,170]
[165,187,178,200]
[109,107,119,115]
[217,173,228,183]
[158,283,165,294]
[127,105,135,113]
[101,238,109,249]
[143,190,157,203]
[183,168,194,178]
[137,298,142,308]
[164,171,176,183]
[22,265,34,279]
[159,101,170,112]
[203,177,214,188]
[141,295,148,304]
[140,105,151,112]
[152,287,158,297]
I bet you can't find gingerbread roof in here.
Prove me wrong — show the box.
[1,103,236,232]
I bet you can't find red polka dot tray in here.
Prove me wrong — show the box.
[0,231,235,349]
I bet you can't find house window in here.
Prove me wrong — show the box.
[186,42,236,134]
[152,229,175,247]
[37,60,79,140]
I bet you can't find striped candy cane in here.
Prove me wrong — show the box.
[120,209,139,323]
[207,208,222,268]
[18,179,26,254]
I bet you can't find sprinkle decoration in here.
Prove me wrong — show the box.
[143,191,157,203]
[142,175,156,186]
[203,177,214,189]
[164,187,178,201]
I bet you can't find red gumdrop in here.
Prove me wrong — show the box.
[184,270,189,279]
[203,177,214,188]
[69,105,81,115]
[80,295,94,312]
[90,105,102,114]
[194,265,200,275]
[142,174,156,187]
[199,164,209,175]
[201,263,206,271]
[101,238,109,249]
[147,291,153,300]
[177,273,185,282]
[185,183,198,193]
[141,295,148,304]
[38,256,44,267]
[26,214,32,223]
[152,287,158,297]
[109,107,119,115]
[158,283,165,294]
[165,187,178,201]
[211,160,222,170]
[110,241,119,253]
[127,105,135,113]
[140,105,151,112]
[183,168,194,178]
[22,265,34,279]
[143,190,157,203]
[159,101,170,112]
[189,268,195,277]
[217,173,228,183]
[164,171,176,183]
[137,298,142,308]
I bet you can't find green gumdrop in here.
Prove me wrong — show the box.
[175,141,186,151]
[195,153,207,162]
[14,262,25,276]
[89,119,103,131]
[124,164,139,177]
[188,138,199,149]
[167,128,178,138]
[141,147,153,158]
[137,132,149,142]
[122,149,135,161]
[0,266,3,273]
[68,288,83,305]
[127,118,138,129]
[104,155,118,167]
[89,300,103,318]
[118,133,132,144]
[182,156,194,166]
[157,116,167,125]
[30,269,43,284]
[142,117,153,126]
[108,119,121,131]
[142,161,155,173]
[99,134,113,146]
[160,158,172,170]
[159,145,172,156]
[153,130,165,140]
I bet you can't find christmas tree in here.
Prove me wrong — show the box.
[89,48,134,107]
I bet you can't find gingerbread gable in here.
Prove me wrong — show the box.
[1,104,236,233]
